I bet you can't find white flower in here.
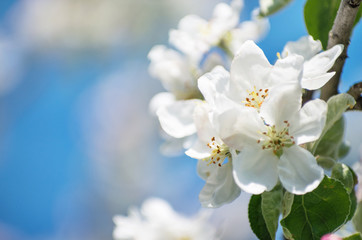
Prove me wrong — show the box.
[148,45,201,100]
[148,45,225,100]
[217,83,326,195]
[113,198,218,240]
[196,41,304,115]
[194,41,326,194]
[281,35,343,90]
[185,102,241,208]
[197,158,241,208]
[169,0,243,61]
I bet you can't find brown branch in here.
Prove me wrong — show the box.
[320,0,362,101]
[347,81,362,110]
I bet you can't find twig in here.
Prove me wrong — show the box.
[320,0,362,101]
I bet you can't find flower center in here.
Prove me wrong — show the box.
[242,86,269,110]
[257,121,295,157]
[206,136,230,167]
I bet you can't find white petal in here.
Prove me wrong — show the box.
[278,146,324,194]
[281,35,322,60]
[301,72,335,90]
[260,83,302,127]
[303,44,343,76]
[216,107,266,149]
[141,198,176,222]
[148,45,196,97]
[289,98,327,145]
[156,100,201,138]
[198,66,230,106]
[178,14,208,33]
[230,40,272,90]
[169,29,208,62]
[197,161,241,208]
[193,103,217,143]
[232,146,279,194]
[186,140,211,160]
[149,92,175,116]
[268,54,304,86]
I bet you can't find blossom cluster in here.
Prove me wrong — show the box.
[149,0,343,208]
[113,198,218,240]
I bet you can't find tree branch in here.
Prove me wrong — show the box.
[320,0,362,101]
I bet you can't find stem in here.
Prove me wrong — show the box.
[320,0,362,101]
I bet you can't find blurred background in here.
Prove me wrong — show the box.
[0,0,361,239]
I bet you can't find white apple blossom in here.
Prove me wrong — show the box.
[193,41,326,195]
[113,198,218,240]
[169,0,269,60]
[184,102,241,208]
[196,40,304,116]
[169,0,243,61]
[281,35,343,90]
[217,83,326,195]
[148,45,224,101]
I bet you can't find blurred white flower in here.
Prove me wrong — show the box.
[113,198,218,240]
[169,0,269,61]
[281,35,343,90]
[148,46,224,100]
[169,0,244,61]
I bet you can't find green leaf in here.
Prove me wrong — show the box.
[280,176,351,240]
[353,201,362,233]
[304,0,341,49]
[347,190,357,222]
[312,93,356,155]
[282,192,294,240]
[315,117,345,163]
[338,141,351,159]
[343,233,362,240]
[316,156,337,169]
[261,184,283,240]
[332,163,354,193]
[259,0,293,17]
[248,194,272,240]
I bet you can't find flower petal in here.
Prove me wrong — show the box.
[149,92,175,116]
[198,66,230,106]
[289,98,327,145]
[281,35,322,60]
[197,161,241,208]
[278,145,324,194]
[268,54,304,86]
[216,107,265,149]
[232,146,279,194]
[260,83,302,127]
[157,99,201,138]
[301,72,335,90]
[303,44,343,77]
[169,29,208,62]
[230,40,271,90]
